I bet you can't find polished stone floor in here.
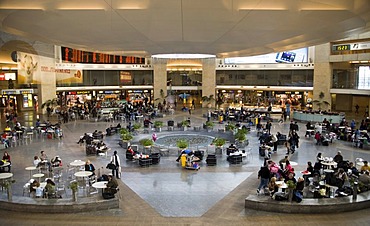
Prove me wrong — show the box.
[1,108,370,225]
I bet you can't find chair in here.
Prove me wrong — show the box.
[67,165,76,180]
[23,183,31,196]
[56,182,67,198]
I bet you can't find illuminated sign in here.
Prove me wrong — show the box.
[332,41,370,51]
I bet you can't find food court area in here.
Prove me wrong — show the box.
[1,107,370,218]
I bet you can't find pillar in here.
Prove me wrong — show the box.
[313,43,332,111]
[201,58,216,108]
[152,58,167,105]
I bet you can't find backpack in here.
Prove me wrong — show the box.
[273,192,287,201]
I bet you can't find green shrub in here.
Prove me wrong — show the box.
[133,123,142,130]
[154,121,164,128]
[205,121,215,128]
[177,139,188,149]
[139,138,154,147]
[213,137,226,147]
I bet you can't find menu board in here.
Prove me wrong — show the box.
[61,47,145,64]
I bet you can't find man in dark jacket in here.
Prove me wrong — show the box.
[257,165,270,194]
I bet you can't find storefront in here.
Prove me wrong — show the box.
[1,89,38,111]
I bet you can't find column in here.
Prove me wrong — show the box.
[313,43,332,111]
[201,58,216,108]
[152,58,168,105]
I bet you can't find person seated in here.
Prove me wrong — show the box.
[316,152,324,162]
[45,179,57,198]
[176,149,194,162]
[348,162,360,176]
[361,161,370,173]
[106,127,112,136]
[85,160,96,176]
[33,156,41,167]
[284,173,297,191]
[296,177,305,194]
[116,123,121,129]
[278,155,289,169]
[284,160,294,178]
[226,144,238,155]
[359,170,370,188]
[2,151,11,172]
[143,118,153,128]
[335,168,349,188]
[50,156,62,167]
[268,177,279,197]
[333,151,343,163]
[103,175,118,199]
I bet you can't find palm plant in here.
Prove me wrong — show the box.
[312,91,330,110]
[41,98,59,109]
[201,95,215,108]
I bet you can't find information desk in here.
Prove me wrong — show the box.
[293,112,344,124]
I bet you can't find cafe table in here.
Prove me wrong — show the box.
[74,171,93,192]
[321,161,337,169]
[0,162,10,170]
[33,173,45,182]
[70,160,85,170]
[289,161,298,166]
[25,166,37,178]
[0,172,13,180]
[92,181,108,194]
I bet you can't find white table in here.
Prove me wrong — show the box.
[290,161,298,166]
[0,172,13,180]
[70,160,85,167]
[25,166,37,178]
[33,173,44,182]
[74,171,93,192]
[92,181,108,194]
[321,161,337,169]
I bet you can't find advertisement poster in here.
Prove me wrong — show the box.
[224,48,308,64]
[17,52,54,84]
[56,69,83,85]
[120,71,132,85]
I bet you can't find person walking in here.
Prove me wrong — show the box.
[110,151,121,179]
[257,165,270,195]
[355,104,359,114]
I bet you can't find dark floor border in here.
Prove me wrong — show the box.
[245,191,370,213]
[0,194,119,213]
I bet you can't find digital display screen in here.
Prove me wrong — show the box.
[275,52,296,63]
[61,47,145,64]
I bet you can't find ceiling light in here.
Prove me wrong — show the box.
[152,54,215,59]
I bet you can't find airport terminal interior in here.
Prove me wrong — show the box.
[1,0,370,225]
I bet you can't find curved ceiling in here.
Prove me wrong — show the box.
[0,0,370,58]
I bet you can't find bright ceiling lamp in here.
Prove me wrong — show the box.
[152,54,215,59]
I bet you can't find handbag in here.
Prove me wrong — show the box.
[106,162,116,170]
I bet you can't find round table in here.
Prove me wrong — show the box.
[0,172,13,180]
[70,160,85,167]
[324,169,334,173]
[290,161,298,166]
[74,171,93,177]
[25,166,37,178]
[301,171,311,176]
[74,171,93,191]
[321,161,337,169]
[33,173,45,182]
[92,181,108,194]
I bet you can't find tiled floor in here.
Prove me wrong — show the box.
[1,108,370,225]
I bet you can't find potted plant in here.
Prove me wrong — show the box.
[201,95,215,108]
[225,123,236,132]
[213,137,226,154]
[181,120,189,131]
[312,91,330,111]
[286,180,296,202]
[69,181,78,202]
[154,121,164,132]
[140,138,154,148]
[3,179,15,201]
[119,128,133,149]
[205,121,215,132]
[176,139,188,150]
[41,98,59,117]
[133,123,142,130]
[234,129,249,147]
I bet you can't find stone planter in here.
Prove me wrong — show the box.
[155,127,162,132]
[181,126,187,131]
[7,187,12,202]
[72,191,78,202]
[215,146,223,155]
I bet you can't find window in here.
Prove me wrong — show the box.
[358,66,370,89]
